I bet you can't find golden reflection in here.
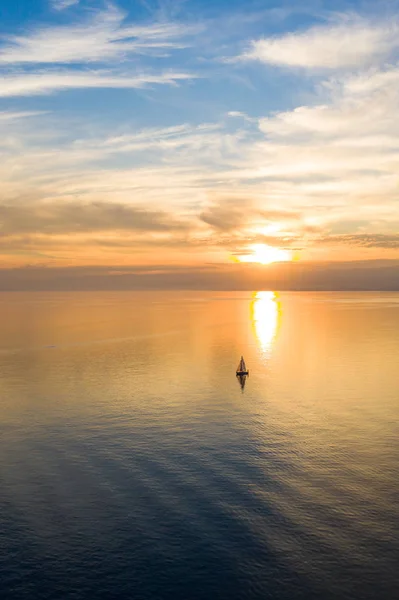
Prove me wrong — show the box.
[251,291,280,353]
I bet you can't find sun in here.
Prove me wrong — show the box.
[238,244,292,265]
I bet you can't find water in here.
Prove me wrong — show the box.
[0,291,398,600]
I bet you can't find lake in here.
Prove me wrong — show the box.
[0,291,398,599]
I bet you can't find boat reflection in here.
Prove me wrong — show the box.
[251,291,280,354]
[236,373,247,392]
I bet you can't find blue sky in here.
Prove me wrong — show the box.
[1,0,399,277]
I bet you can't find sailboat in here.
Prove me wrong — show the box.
[236,356,249,376]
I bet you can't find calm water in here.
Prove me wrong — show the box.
[0,291,398,600]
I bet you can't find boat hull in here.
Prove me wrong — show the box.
[236,371,249,376]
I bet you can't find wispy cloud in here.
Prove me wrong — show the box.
[0,201,189,235]
[0,70,195,97]
[0,5,195,65]
[258,68,399,141]
[52,0,80,12]
[239,17,399,69]
[73,123,221,158]
[227,110,256,123]
[200,197,299,231]
[0,5,197,98]
[0,110,45,121]
[317,234,399,249]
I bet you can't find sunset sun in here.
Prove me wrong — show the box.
[239,244,292,265]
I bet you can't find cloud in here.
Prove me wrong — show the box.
[258,68,399,141]
[1,3,399,274]
[52,0,80,11]
[229,62,399,191]
[0,6,195,65]
[1,261,399,291]
[200,197,299,231]
[227,111,255,122]
[0,110,45,121]
[75,123,221,158]
[1,85,397,267]
[227,111,247,118]
[339,67,399,96]
[200,197,253,231]
[0,70,195,97]
[239,18,399,69]
[318,234,399,249]
[0,201,189,236]
[0,5,197,98]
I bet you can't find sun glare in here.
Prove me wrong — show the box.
[251,291,280,352]
[239,244,292,265]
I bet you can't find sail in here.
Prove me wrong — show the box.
[237,356,246,372]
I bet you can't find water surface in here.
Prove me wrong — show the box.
[0,291,398,599]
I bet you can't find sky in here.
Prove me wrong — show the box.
[0,0,399,289]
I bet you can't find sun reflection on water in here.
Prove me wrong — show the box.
[251,291,280,353]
